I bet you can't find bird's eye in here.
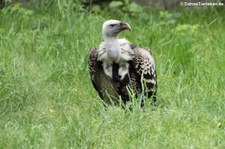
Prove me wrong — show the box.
[110,24,116,27]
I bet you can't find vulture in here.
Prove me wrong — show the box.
[88,20,157,107]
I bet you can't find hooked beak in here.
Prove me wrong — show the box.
[120,22,131,31]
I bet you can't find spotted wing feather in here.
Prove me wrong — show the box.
[130,47,157,103]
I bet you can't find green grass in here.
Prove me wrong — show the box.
[0,3,225,149]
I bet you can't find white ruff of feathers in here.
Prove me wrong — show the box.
[97,38,134,79]
[97,38,134,63]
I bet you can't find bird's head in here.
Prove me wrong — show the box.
[102,20,131,38]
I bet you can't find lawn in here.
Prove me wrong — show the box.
[0,1,225,148]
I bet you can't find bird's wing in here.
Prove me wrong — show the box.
[88,48,103,98]
[88,48,98,76]
[88,48,120,104]
[131,47,157,100]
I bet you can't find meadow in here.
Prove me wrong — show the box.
[0,1,225,148]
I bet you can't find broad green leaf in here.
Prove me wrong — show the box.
[109,1,124,8]
[127,2,143,13]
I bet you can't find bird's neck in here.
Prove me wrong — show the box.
[104,36,121,62]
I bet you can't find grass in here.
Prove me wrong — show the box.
[0,2,225,148]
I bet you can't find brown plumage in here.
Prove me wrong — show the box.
[88,20,157,107]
